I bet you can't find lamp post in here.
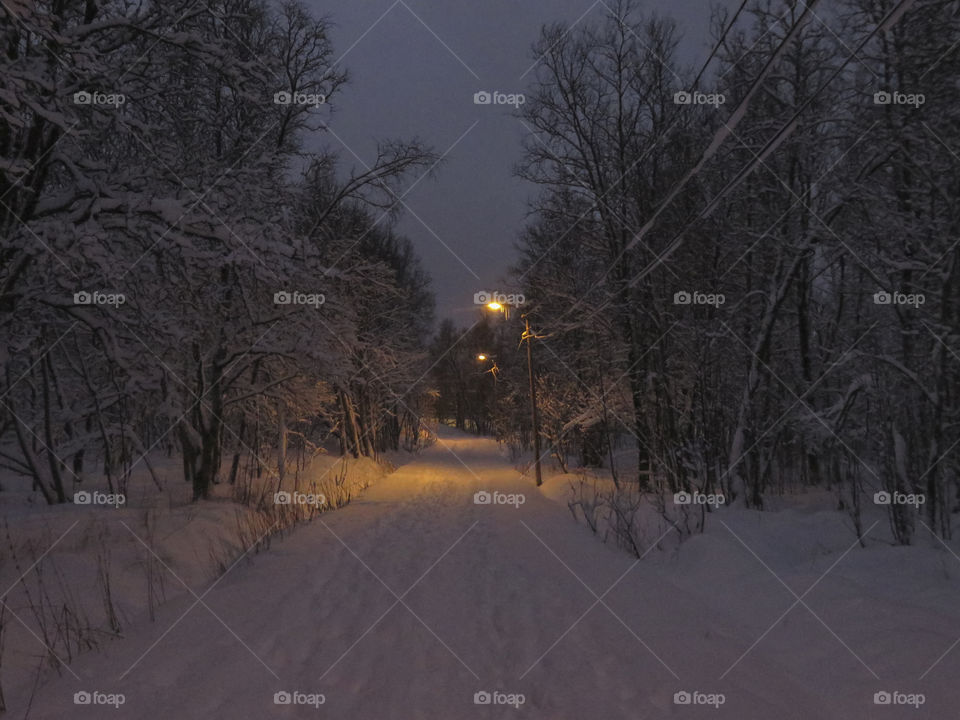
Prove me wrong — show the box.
[482,302,542,487]
[522,315,543,487]
[476,353,498,436]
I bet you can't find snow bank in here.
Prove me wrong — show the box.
[0,450,394,713]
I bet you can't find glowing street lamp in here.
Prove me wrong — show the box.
[476,353,499,377]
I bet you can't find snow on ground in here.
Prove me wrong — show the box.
[7,428,960,718]
[0,449,388,716]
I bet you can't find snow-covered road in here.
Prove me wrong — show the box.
[28,429,960,718]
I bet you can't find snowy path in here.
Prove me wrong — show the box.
[28,429,960,718]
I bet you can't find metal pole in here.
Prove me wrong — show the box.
[525,317,542,487]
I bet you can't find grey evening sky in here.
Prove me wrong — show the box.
[306,1,736,324]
